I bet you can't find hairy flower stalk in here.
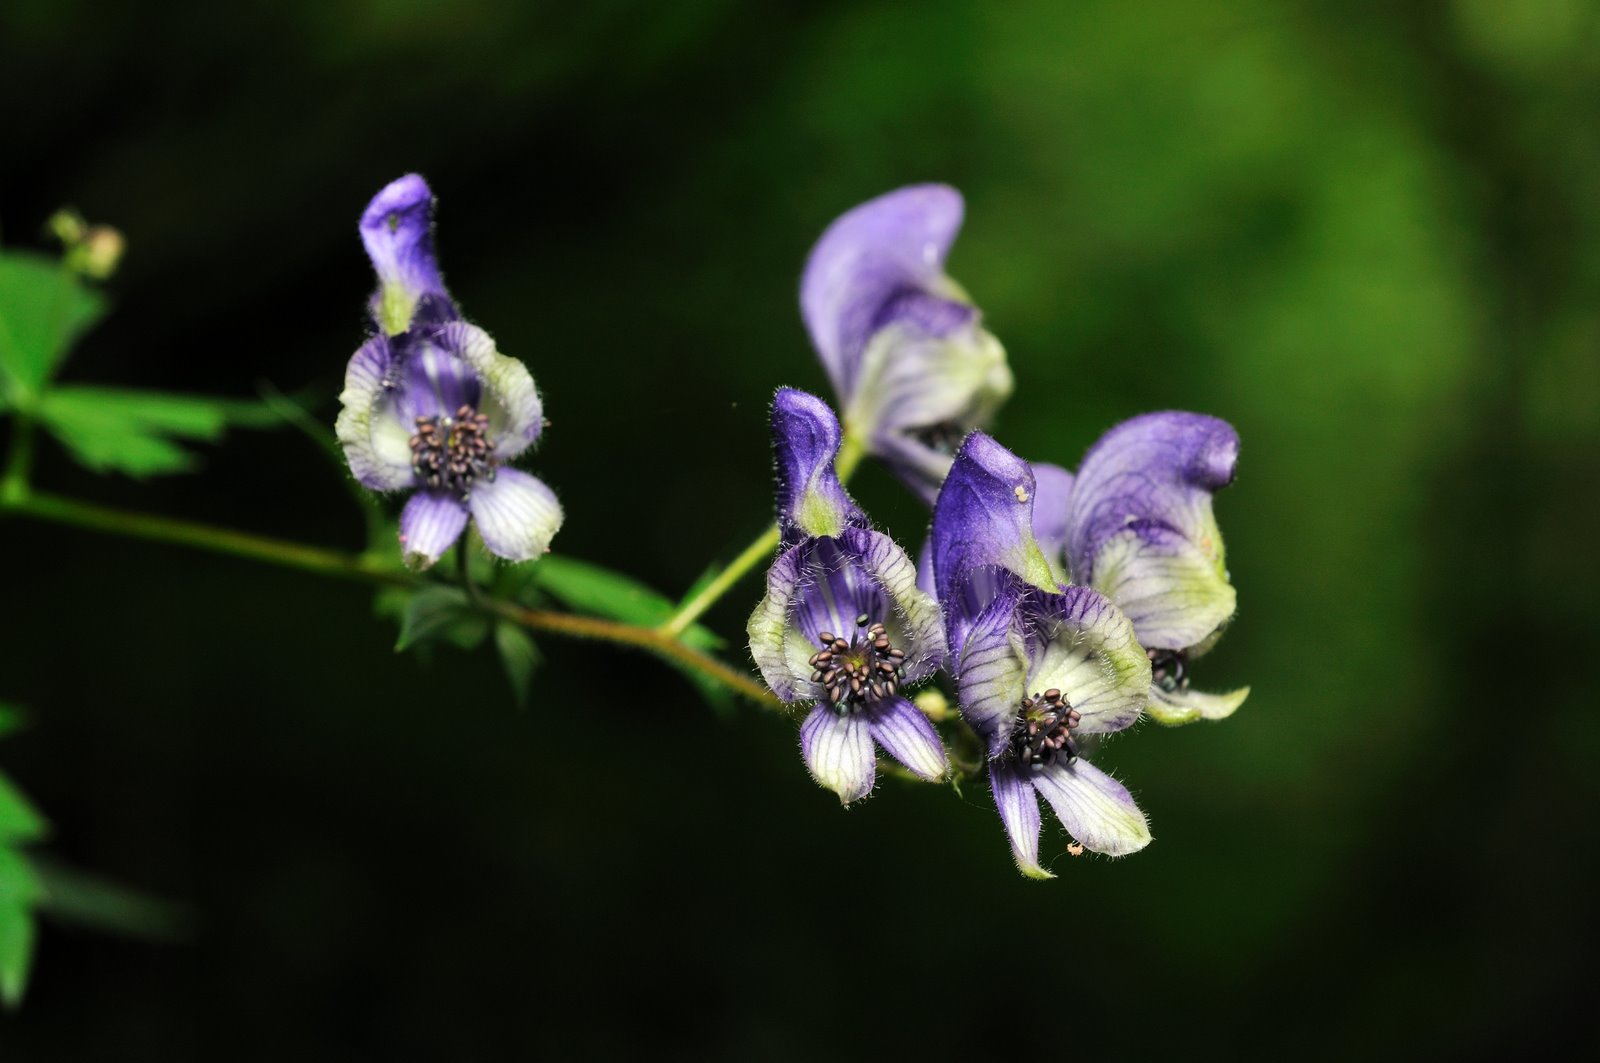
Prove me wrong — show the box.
[931,432,1152,878]
[336,175,562,569]
[748,389,949,804]
[801,185,1013,503]
[1058,412,1248,725]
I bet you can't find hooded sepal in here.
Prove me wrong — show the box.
[931,432,1059,647]
[770,388,865,546]
[1066,411,1239,652]
[360,174,453,336]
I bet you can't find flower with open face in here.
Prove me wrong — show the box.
[932,432,1152,877]
[748,389,949,804]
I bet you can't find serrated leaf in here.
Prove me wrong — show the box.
[34,386,271,478]
[394,586,488,653]
[0,774,47,843]
[493,622,542,708]
[0,251,107,405]
[0,898,37,1009]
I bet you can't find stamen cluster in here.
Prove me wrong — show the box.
[1148,648,1189,694]
[1011,689,1081,772]
[411,404,495,498]
[809,614,906,713]
[912,420,966,456]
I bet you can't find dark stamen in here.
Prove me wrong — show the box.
[1148,648,1190,695]
[911,420,966,456]
[807,618,905,715]
[1009,688,1081,772]
[410,404,496,500]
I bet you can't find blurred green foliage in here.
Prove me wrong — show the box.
[1,0,1597,1058]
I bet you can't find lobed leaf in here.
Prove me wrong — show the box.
[0,251,107,405]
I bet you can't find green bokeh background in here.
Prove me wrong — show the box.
[3,0,1597,1057]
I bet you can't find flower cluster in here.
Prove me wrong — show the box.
[336,175,562,569]
[753,186,1246,877]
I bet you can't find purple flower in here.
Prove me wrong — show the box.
[748,389,949,804]
[932,433,1152,878]
[336,175,562,570]
[801,185,1013,503]
[1060,412,1248,725]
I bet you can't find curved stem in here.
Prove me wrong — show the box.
[0,489,781,709]
[657,429,867,637]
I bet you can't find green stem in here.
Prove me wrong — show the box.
[0,413,35,504]
[658,429,867,638]
[0,490,781,709]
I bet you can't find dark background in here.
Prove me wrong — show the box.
[3,0,1598,1058]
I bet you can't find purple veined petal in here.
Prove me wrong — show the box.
[800,184,966,400]
[847,310,1013,505]
[838,526,946,685]
[1091,520,1237,652]
[865,696,947,781]
[952,582,1029,758]
[771,388,865,544]
[746,542,811,703]
[1146,683,1250,726]
[1030,757,1152,857]
[360,174,452,336]
[439,321,544,459]
[399,490,469,570]
[335,335,418,491]
[990,762,1050,880]
[916,534,936,599]
[799,705,876,805]
[1065,411,1238,591]
[1019,585,1151,736]
[395,334,484,422]
[931,432,1057,631]
[1029,463,1075,584]
[467,468,563,562]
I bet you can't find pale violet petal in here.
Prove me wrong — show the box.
[439,321,544,460]
[953,586,1029,759]
[399,491,468,570]
[467,468,562,562]
[1091,522,1237,652]
[335,336,416,492]
[1031,758,1151,857]
[1023,585,1151,736]
[867,696,947,781]
[1146,683,1250,726]
[991,763,1050,879]
[799,705,876,805]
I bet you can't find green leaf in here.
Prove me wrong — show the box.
[393,586,489,653]
[0,846,42,906]
[493,622,542,708]
[34,386,271,478]
[0,899,36,1010]
[28,858,188,942]
[533,556,734,717]
[533,556,725,649]
[0,773,47,843]
[0,251,107,406]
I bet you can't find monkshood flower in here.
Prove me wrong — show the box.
[1062,412,1247,725]
[336,175,562,570]
[932,432,1152,878]
[801,185,1013,502]
[748,389,949,804]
